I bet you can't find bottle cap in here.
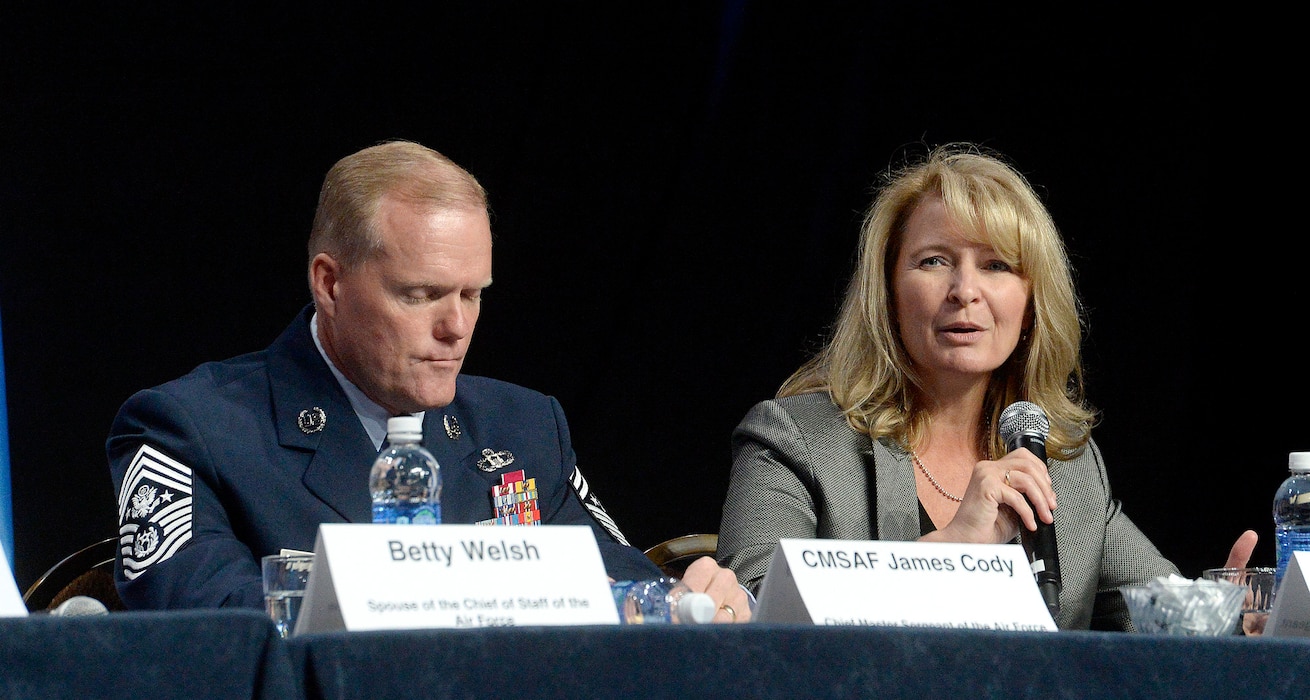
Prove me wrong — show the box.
[1290,452,1310,472]
[386,415,423,440]
[677,591,718,624]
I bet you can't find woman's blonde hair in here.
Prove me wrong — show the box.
[780,143,1095,460]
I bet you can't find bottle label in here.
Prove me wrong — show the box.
[373,503,442,525]
[410,505,440,525]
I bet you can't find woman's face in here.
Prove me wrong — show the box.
[892,197,1030,391]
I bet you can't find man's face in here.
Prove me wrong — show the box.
[314,194,492,415]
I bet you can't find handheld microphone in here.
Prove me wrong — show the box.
[998,401,1061,618]
[50,595,110,617]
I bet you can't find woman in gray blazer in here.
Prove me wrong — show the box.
[716,143,1256,630]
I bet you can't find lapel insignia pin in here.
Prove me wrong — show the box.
[443,414,462,440]
[297,407,327,434]
[476,448,515,472]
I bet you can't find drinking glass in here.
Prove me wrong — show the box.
[261,553,314,638]
[1201,567,1276,636]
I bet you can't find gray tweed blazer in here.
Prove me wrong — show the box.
[716,392,1179,630]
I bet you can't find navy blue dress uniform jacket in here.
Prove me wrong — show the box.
[107,305,660,609]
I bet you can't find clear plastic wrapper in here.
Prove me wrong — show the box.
[1120,574,1246,636]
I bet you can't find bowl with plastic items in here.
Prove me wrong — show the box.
[1120,575,1247,636]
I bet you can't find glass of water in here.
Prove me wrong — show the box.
[1202,567,1277,636]
[261,553,314,638]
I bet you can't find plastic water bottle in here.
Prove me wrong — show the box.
[370,416,441,524]
[1273,451,1310,588]
[610,577,717,624]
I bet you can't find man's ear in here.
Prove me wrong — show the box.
[309,253,341,315]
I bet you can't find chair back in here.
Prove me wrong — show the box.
[644,533,719,579]
[23,537,125,612]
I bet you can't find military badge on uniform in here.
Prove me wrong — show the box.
[442,414,461,440]
[476,447,514,472]
[297,407,327,434]
[489,469,541,525]
[118,444,194,580]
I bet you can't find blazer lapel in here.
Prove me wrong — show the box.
[268,307,378,523]
[874,440,923,541]
[422,401,493,523]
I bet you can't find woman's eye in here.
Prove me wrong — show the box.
[985,260,1013,272]
[919,256,945,267]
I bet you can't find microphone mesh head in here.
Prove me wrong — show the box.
[53,595,110,616]
[999,401,1050,445]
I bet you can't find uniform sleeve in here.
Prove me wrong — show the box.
[717,400,822,593]
[536,396,662,582]
[107,387,264,610]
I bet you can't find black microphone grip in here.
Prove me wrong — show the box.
[1012,434,1061,618]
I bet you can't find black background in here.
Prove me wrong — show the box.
[1,4,1291,592]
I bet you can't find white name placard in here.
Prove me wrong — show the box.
[295,523,618,634]
[1267,550,1310,637]
[754,538,1057,631]
[0,542,26,617]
